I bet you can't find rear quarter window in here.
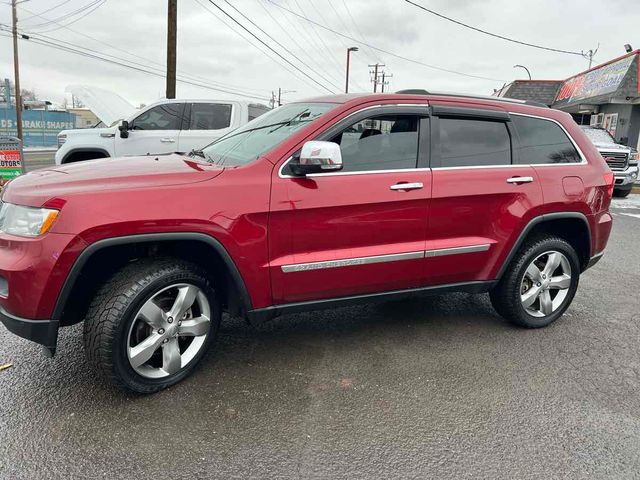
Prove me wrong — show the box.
[512,115,582,164]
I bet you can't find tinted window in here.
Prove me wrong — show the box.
[513,115,581,164]
[189,103,232,130]
[248,103,270,121]
[438,118,511,167]
[132,104,181,130]
[328,115,419,172]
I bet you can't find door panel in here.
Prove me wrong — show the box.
[427,166,543,285]
[269,170,432,303]
[115,103,183,156]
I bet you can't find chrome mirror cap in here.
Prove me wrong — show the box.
[298,141,343,172]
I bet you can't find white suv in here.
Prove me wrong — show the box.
[55,98,269,165]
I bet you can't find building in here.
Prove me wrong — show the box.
[497,50,640,149]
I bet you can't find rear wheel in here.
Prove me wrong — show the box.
[83,258,220,393]
[490,236,580,328]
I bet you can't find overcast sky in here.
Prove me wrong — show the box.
[0,0,635,108]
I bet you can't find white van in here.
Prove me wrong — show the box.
[55,91,270,165]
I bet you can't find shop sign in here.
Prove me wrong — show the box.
[554,54,636,106]
[0,149,23,185]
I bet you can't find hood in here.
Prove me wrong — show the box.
[66,85,137,126]
[592,141,630,151]
[4,154,224,206]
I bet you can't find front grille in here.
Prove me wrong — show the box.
[601,151,628,171]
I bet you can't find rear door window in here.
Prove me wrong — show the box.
[512,115,581,164]
[189,103,233,130]
[437,118,511,167]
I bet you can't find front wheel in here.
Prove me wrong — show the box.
[613,188,632,198]
[490,236,580,328]
[83,258,220,393]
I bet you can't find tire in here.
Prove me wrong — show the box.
[613,188,632,198]
[490,235,580,328]
[83,258,220,394]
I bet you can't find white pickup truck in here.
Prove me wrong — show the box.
[55,92,269,165]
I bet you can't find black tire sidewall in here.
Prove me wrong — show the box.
[111,266,220,393]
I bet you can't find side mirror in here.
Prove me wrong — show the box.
[290,141,343,176]
[118,120,130,138]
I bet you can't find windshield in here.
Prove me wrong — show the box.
[201,102,337,166]
[581,127,616,144]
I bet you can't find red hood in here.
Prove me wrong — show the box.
[3,154,224,207]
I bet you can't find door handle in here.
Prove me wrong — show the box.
[160,138,176,143]
[390,182,423,191]
[506,176,534,184]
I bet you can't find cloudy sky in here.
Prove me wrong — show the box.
[0,0,635,108]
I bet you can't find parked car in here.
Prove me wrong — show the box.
[1,91,613,393]
[579,125,638,197]
[55,99,270,164]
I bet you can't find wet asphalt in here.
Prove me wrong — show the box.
[1,197,640,479]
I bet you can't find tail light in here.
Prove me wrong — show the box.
[603,172,615,198]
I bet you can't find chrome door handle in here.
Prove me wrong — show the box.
[506,176,534,184]
[160,138,176,143]
[390,182,423,191]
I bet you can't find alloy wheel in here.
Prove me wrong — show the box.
[126,283,211,379]
[520,251,572,318]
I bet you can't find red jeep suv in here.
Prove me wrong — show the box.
[0,92,613,393]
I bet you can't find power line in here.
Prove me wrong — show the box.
[0,26,274,101]
[255,0,345,88]
[203,0,335,93]
[340,0,381,64]
[194,0,328,94]
[35,0,107,33]
[25,0,105,29]
[20,0,74,22]
[266,0,505,82]
[404,0,587,57]
[17,4,272,96]
[222,0,342,92]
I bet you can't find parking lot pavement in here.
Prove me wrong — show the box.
[0,197,638,479]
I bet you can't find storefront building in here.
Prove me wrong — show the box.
[497,50,640,150]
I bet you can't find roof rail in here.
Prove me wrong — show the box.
[395,89,549,109]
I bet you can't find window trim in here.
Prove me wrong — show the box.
[279,104,430,178]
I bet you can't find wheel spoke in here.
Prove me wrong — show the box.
[539,290,553,315]
[525,262,542,283]
[179,315,210,337]
[137,300,166,328]
[521,285,542,308]
[543,252,562,277]
[162,338,182,375]
[548,274,571,290]
[169,285,198,320]
[129,332,164,368]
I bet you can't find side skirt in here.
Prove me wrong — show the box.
[247,280,497,325]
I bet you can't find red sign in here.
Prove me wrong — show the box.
[0,149,23,185]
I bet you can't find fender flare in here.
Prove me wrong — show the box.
[495,212,591,280]
[51,232,253,320]
[61,148,111,164]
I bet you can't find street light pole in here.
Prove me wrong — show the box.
[345,47,358,93]
[513,64,532,80]
[11,0,23,141]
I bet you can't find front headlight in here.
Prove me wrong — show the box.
[0,203,59,237]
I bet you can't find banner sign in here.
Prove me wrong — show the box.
[0,109,77,147]
[0,148,22,185]
[554,54,636,106]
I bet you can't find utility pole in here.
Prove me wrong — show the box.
[11,0,23,140]
[381,72,393,93]
[276,88,295,106]
[345,47,358,93]
[369,63,385,93]
[166,0,177,99]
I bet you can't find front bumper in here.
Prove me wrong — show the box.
[0,307,58,356]
[614,165,638,187]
